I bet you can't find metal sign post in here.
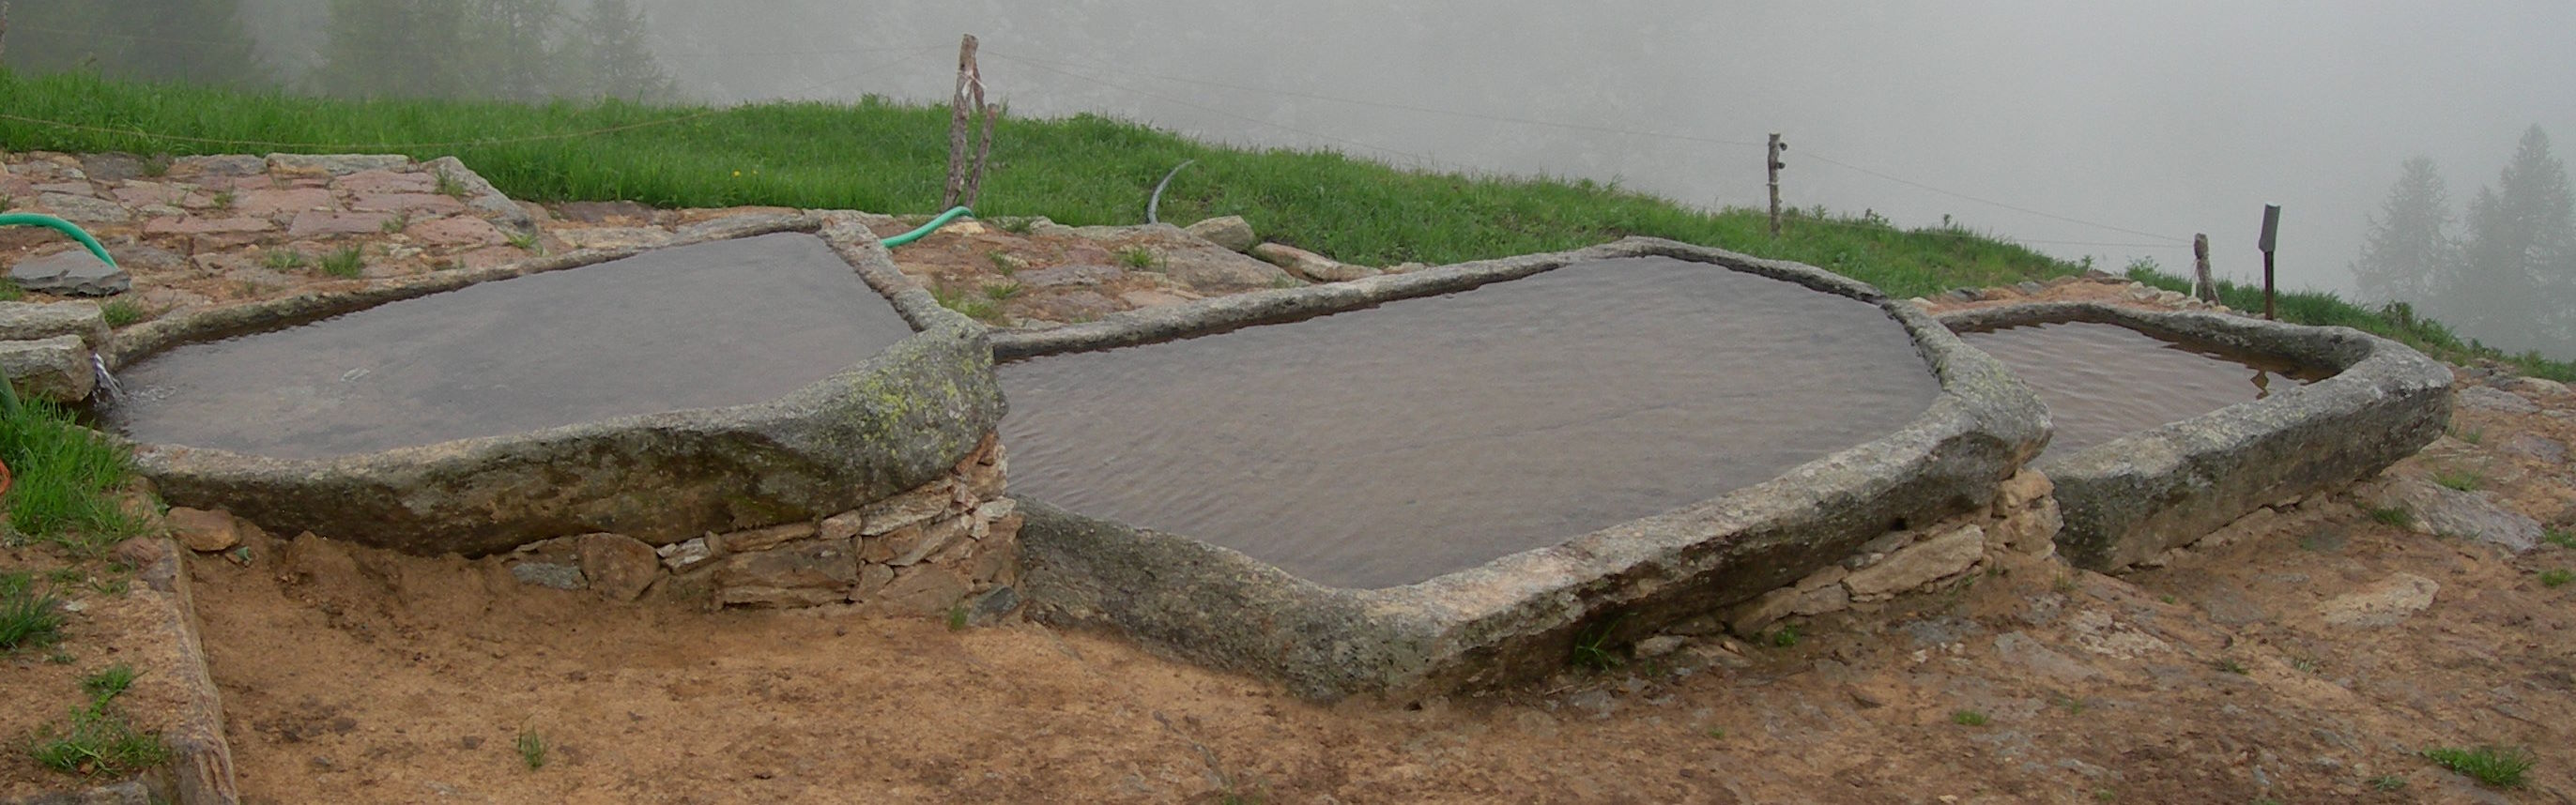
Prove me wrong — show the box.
[2258,204,2281,320]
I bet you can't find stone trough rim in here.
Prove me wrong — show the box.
[109,211,1005,557]
[1005,235,2049,698]
[1936,300,2454,570]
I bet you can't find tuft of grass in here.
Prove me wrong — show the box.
[2289,655,2323,674]
[1767,623,1802,648]
[981,281,1023,301]
[259,250,309,270]
[2541,569,2572,588]
[434,170,469,199]
[2422,744,2534,788]
[997,217,1035,235]
[515,727,547,770]
[2546,528,2576,549]
[138,154,172,178]
[319,246,365,279]
[2368,774,2407,792]
[946,604,969,631]
[985,250,1020,275]
[0,385,147,554]
[1951,709,1988,726]
[504,229,540,251]
[2369,507,2415,529]
[1703,727,1725,739]
[208,190,234,210]
[2214,658,2250,675]
[79,663,139,702]
[0,571,65,652]
[2433,469,2484,492]
[1568,618,1624,673]
[30,663,167,777]
[0,280,23,303]
[1115,247,1160,270]
[380,212,410,234]
[2451,426,2486,445]
[928,285,1003,324]
[99,299,145,328]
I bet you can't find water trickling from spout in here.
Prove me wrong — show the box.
[89,355,125,406]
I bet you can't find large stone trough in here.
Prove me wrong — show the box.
[998,237,2049,700]
[107,213,1004,560]
[1938,301,2452,571]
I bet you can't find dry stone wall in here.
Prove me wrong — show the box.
[498,433,1019,616]
[1724,469,2064,637]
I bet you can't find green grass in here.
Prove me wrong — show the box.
[981,281,1023,301]
[2368,774,2407,792]
[2369,507,2415,529]
[318,246,365,279]
[1951,709,1988,726]
[2451,426,2486,445]
[928,285,1002,324]
[1568,618,1624,672]
[2546,528,2576,549]
[98,298,144,328]
[504,229,541,251]
[0,570,65,651]
[0,280,22,303]
[515,727,547,770]
[1766,623,1802,648]
[2433,469,2484,492]
[1115,247,1161,270]
[29,663,167,778]
[259,249,308,269]
[2215,658,2249,675]
[2422,745,2535,788]
[13,68,2576,378]
[2541,569,2572,588]
[0,384,146,554]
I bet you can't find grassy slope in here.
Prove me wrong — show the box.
[3,68,2566,379]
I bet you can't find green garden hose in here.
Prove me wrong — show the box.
[0,213,117,267]
[881,206,974,248]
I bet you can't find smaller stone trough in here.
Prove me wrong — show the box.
[1939,302,2452,571]
[1000,237,2050,700]
[106,213,1015,614]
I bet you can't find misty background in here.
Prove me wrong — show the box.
[9,1,2575,354]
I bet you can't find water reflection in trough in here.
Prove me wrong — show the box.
[109,233,916,459]
[1000,256,1942,589]
[1956,320,2337,460]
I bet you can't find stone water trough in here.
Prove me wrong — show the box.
[104,213,1016,612]
[1940,302,2452,571]
[997,237,2051,699]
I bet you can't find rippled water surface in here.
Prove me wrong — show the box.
[1001,256,1941,589]
[112,233,915,459]
[1957,320,2335,460]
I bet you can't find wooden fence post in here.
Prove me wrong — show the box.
[942,35,985,209]
[2192,234,2215,302]
[1766,133,1786,238]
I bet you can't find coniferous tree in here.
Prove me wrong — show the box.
[4,0,267,85]
[2352,157,2459,311]
[2452,126,2576,355]
[568,0,671,101]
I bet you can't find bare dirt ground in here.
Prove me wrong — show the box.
[5,151,2572,802]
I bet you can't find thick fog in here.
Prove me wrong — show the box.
[17,1,2576,349]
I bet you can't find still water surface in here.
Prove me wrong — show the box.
[1001,256,1941,589]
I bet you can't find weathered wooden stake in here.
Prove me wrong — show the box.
[2192,234,2215,302]
[962,100,995,209]
[1766,133,1786,239]
[2258,204,2281,320]
[942,35,987,209]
